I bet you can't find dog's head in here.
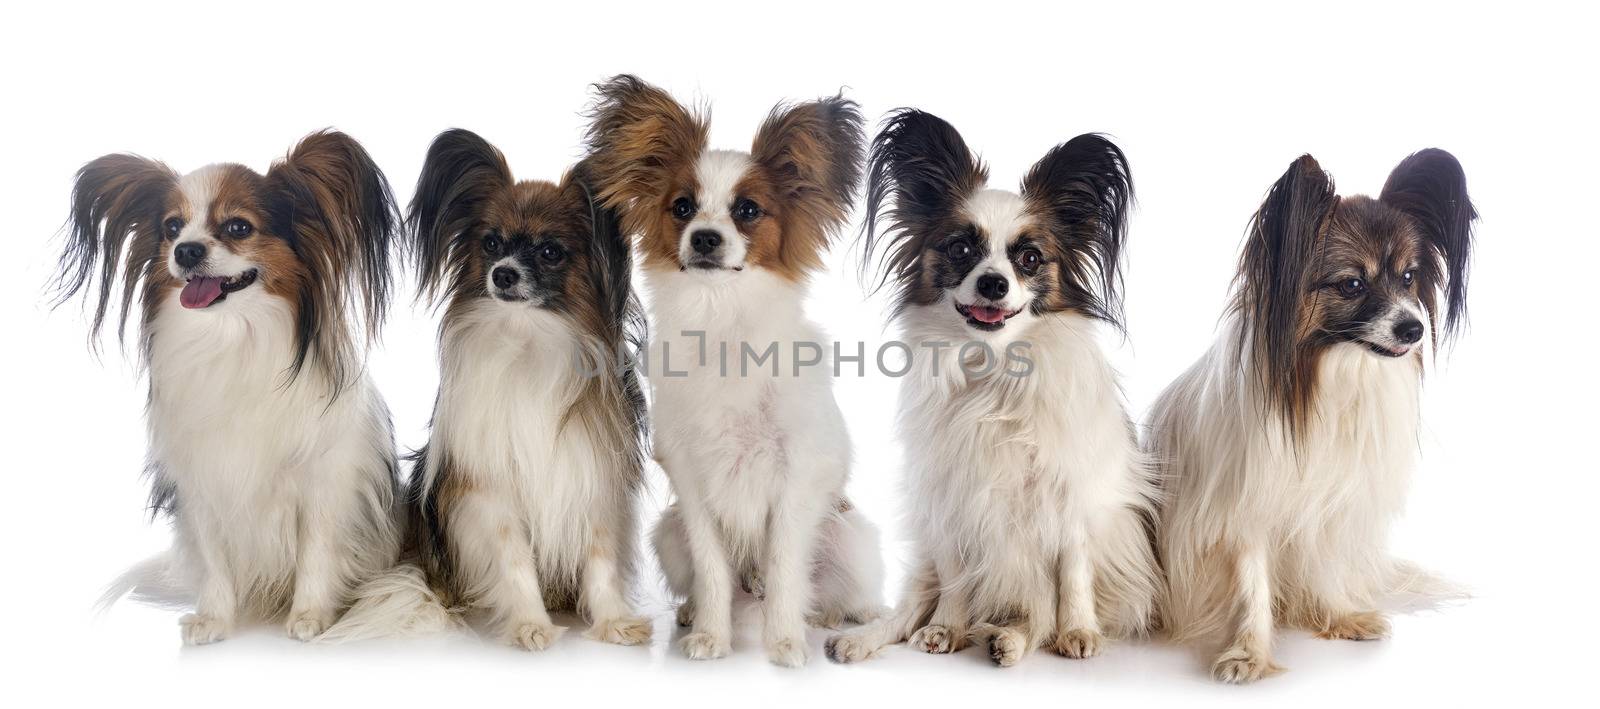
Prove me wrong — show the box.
[408,129,634,345]
[58,131,398,390]
[1235,150,1476,429]
[861,109,1132,341]
[583,75,863,282]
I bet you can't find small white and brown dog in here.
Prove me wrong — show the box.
[63,132,403,644]
[825,110,1161,667]
[1144,150,1476,683]
[584,75,885,666]
[321,130,651,650]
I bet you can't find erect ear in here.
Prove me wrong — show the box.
[1236,154,1338,435]
[1380,148,1476,342]
[750,94,866,271]
[1020,134,1134,328]
[407,129,513,303]
[583,75,707,220]
[861,109,988,293]
[57,154,178,347]
[264,130,400,386]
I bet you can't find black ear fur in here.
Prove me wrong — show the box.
[861,109,989,306]
[1020,134,1134,329]
[1380,148,1476,343]
[406,129,514,304]
[1235,154,1338,435]
[55,154,178,348]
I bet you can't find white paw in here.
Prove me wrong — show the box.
[766,635,809,667]
[909,624,964,654]
[987,627,1027,668]
[1212,646,1283,684]
[285,610,333,642]
[824,633,877,664]
[1316,611,1390,641]
[1052,628,1103,659]
[586,616,653,646]
[679,631,730,660]
[180,613,230,646]
[509,620,566,651]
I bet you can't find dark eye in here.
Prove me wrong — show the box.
[222,218,253,239]
[733,198,761,222]
[1402,269,1416,287]
[1017,248,1043,275]
[482,233,503,255]
[538,243,565,265]
[672,197,696,220]
[945,239,974,261]
[163,217,184,240]
[1336,277,1367,298]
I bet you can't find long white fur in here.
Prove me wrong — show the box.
[827,189,1160,666]
[110,167,401,644]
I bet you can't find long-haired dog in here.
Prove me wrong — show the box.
[61,131,402,644]
[323,129,650,649]
[1144,150,1475,682]
[825,110,1160,667]
[584,75,884,666]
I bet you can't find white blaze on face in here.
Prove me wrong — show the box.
[168,164,255,280]
[956,188,1034,315]
[681,149,752,267]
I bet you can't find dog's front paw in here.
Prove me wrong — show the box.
[285,609,334,642]
[1315,611,1390,641]
[509,620,566,651]
[1212,645,1283,684]
[824,633,876,664]
[680,631,730,660]
[909,624,965,654]
[1051,628,1103,659]
[587,616,652,646]
[180,613,231,646]
[765,635,809,667]
[987,627,1027,668]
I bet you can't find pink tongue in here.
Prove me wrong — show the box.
[180,277,225,309]
[968,306,1007,324]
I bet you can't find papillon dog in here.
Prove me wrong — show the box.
[1144,150,1475,682]
[324,129,650,649]
[825,110,1160,667]
[583,75,884,666]
[62,131,402,644]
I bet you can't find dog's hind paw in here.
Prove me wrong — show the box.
[987,627,1027,668]
[1315,611,1390,641]
[285,609,333,642]
[180,613,231,646]
[909,624,965,654]
[824,633,878,664]
[509,620,565,651]
[1212,646,1283,684]
[587,616,652,646]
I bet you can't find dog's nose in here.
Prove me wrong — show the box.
[1393,318,1424,344]
[173,242,207,269]
[492,266,520,290]
[690,230,721,256]
[976,274,1009,300]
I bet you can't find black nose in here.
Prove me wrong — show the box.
[690,230,721,255]
[491,266,520,290]
[976,274,1009,300]
[174,242,207,269]
[1393,318,1424,344]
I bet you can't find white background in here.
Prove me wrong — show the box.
[3,1,1595,706]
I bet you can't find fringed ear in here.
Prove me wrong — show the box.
[569,159,643,350]
[406,129,513,304]
[861,109,989,307]
[1020,134,1134,329]
[55,154,177,348]
[750,94,865,273]
[583,75,707,222]
[1380,148,1476,345]
[1235,154,1338,436]
[264,130,400,390]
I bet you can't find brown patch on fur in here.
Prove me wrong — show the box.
[745,97,865,280]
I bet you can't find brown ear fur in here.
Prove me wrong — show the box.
[750,95,865,277]
[584,74,708,234]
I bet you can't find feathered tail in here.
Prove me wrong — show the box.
[315,563,464,643]
[96,552,192,613]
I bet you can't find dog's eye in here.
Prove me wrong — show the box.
[945,239,974,261]
[1336,278,1367,298]
[1402,269,1416,287]
[163,217,184,240]
[1016,248,1043,275]
[483,233,503,255]
[672,197,697,221]
[733,198,762,222]
[222,218,253,239]
[538,243,565,265]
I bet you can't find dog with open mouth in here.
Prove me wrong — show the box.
[1144,151,1476,683]
[826,110,1160,667]
[584,75,885,666]
[59,131,403,644]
